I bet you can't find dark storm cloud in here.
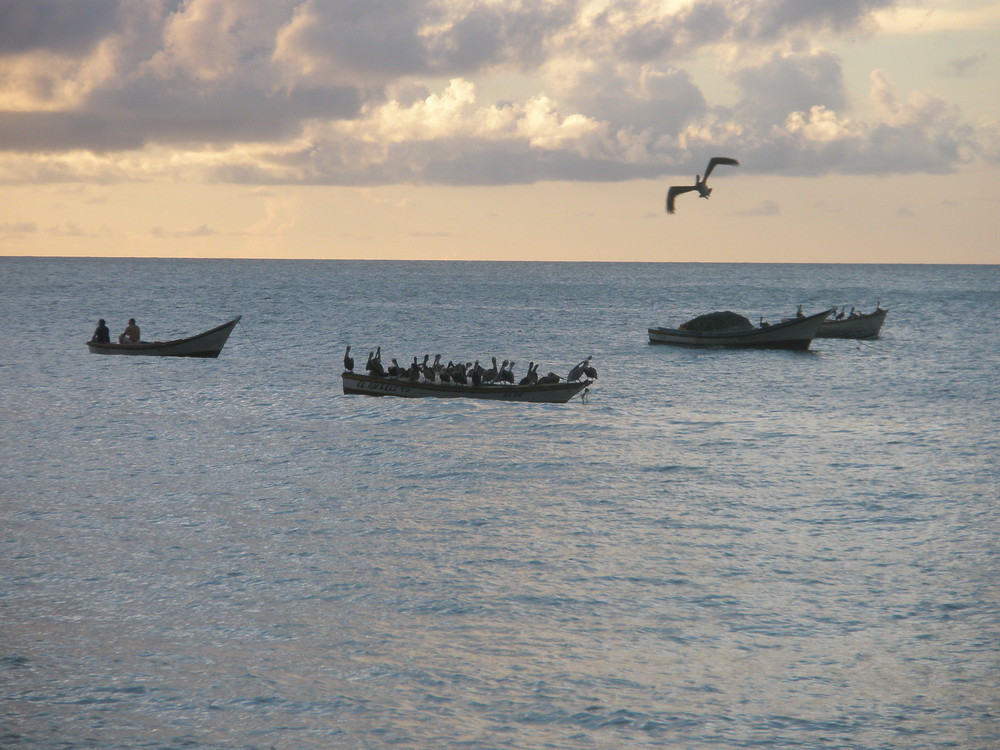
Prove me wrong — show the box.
[609,0,892,61]
[0,82,363,152]
[436,2,577,72]
[278,0,578,77]
[729,0,893,42]
[0,0,130,55]
[279,0,429,78]
[560,63,707,136]
[734,49,845,127]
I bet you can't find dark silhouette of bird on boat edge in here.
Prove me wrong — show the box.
[828,302,882,320]
[666,157,739,214]
[343,347,598,386]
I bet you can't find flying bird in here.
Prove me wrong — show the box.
[666,157,740,214]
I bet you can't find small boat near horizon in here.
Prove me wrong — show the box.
[342,371,592,403]
[649,308,833,350]
[86,316,241,358]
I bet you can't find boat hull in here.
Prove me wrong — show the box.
[815,309,887,339]
[649,309,831,350]
[342,372,592,403]
[86,316,241,357]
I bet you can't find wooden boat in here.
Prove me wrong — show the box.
[815,308,887,339]
[648,308,833,350]
[86,316,241,358]
[342,371,592,403]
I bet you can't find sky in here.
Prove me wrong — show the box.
[1,0,998,263]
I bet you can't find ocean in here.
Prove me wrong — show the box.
[2,258,998,749]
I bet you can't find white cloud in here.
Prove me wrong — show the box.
[150,0,246,82]
[784,105,854,143]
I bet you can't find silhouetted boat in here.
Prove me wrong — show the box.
[648,309,832,350]
[86,316,241,358]
[815,308,887,339]
[342,372,592,403]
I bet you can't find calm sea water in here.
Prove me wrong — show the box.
[2,258,998,749]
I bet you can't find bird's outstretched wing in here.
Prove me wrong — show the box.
[666,185,697,214]
[703,157,739,180]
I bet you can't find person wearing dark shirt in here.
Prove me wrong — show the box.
[91,319,110,343]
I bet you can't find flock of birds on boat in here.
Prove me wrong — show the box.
[344,346,597,387]
[832,304,881,320]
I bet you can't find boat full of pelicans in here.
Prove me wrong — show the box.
[341,347,596,403]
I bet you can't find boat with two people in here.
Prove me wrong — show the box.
[86,316,241,358]
[648,308,833,350]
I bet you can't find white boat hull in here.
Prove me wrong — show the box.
[342,372,592,403]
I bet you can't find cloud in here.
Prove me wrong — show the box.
[0,0,120,56]
[0,221,38,234]
[734,49,846,127]
[0,0,995,187]
[736,200,780,216]
[150,223,216,239]
[937,52,987,78]
[813,199,846,213]
[49,221,89,236]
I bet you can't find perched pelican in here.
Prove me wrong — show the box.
[568,356,592,382]
[343,346,354,372]
[519,362,533,386]
[519,362,539,386]
[666,157,740,214]
[483,357,499,383]
[366,350,385,377]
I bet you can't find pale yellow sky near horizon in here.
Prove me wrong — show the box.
[1,1,999,264]
[3,169,996,264]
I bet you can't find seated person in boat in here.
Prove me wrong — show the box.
[119,318,140,344]
[91,318,110,343]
